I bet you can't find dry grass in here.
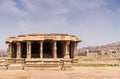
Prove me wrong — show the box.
[72,63,120,67]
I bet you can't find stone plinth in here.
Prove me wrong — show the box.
[72,58,79,63]
[6,58,16,64]
[16,58,25,64]
[60,59,72,70]
[0,59,7,70]
[25,59,60,70]
[8,64,24,70]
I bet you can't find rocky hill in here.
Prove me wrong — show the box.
[78,41,120,53]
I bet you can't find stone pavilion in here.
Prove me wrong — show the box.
[5,33,81,70]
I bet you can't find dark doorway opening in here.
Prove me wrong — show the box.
[43,40,53,58]
[57,41,64,58]
[21,42,27,58]
[31,41,40,58]
[11,43,17,58]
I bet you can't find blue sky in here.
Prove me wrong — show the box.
[0,0,120,49]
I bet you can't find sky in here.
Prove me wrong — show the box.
[0,0,120,50]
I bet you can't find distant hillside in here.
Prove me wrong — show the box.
[78,41,120,53]
[0,49,7,57]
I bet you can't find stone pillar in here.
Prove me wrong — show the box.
[73,42,77,58]
[17,42,21,58]
[86,49,89,57]
[27,41,31,59]
[64,41,70,58]
[40,41,43,59]
[8,43,12,58]
[53,41,57,58]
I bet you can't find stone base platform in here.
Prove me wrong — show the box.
[25,59,60,70]
[0,58,74,70]
[0,59,7,70]
[60,59,72,70]
[8,64,24,70]
[72,58,79,63]
[6,58,25,64]
[24,66,60,70]
[0,64,7,70]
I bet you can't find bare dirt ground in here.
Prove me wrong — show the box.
[0,67,119,79]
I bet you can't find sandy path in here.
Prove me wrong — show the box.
[0,67,119,79]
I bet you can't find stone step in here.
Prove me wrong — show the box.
[0,65,7,70]
[8,64,24,70]
[24,66,60,70]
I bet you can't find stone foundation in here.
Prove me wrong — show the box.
[0,59,7,70]
[8,64,24,70]
[60,59,72,70]
[0,58,76,70]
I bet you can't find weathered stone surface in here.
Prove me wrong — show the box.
[5,33,81,70]
[8,64,24,70]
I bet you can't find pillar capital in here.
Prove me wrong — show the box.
[8,43,12,46]
[16,42,21,45]
[27,41,31,45]
[66,41,70,45]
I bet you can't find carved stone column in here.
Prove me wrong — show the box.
[64,41,70,58]
[27,41,31,59]
[53,41,57,58]
[17,42,21,58]
[73,42,77,58]
[40,41,43,59]
[8,43,12,58]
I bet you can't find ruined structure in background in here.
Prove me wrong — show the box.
[1,33,81,70]
[78,44,120,59]
[78,43,120,64]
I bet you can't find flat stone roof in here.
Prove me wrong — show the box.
[6,33,81,43]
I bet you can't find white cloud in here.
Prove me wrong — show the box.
[17,16,70,34]
[53,7,70,14]
[0,0,27,16]
[16,6,120,48]
[49,0,105,14]
[0,0,106,16]
[43,0,61,4]
[68,0,105,10]
[20,0,37,12]
[24,0,105,15]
